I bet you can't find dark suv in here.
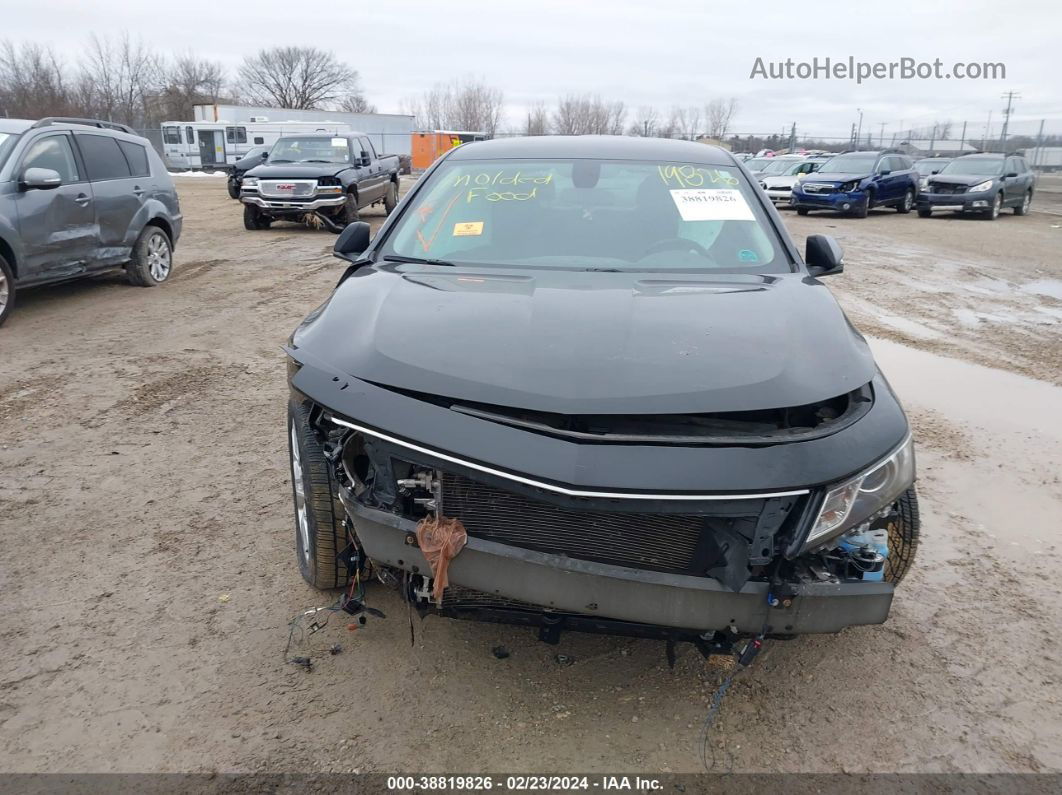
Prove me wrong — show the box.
[791,150,919,217]
[917,153,1035,219]
[0,117,182,326]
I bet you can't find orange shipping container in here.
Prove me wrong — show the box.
[411,130,486,170]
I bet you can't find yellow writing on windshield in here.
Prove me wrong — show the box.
[453,172,553,188]
[465,187,538,203]
[657,165,739,188]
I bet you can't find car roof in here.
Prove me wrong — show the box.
[277,132,367,139]
[957,153,1005,159]
[446,135,736,166]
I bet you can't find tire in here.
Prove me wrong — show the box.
[288,399,352,590]
[338,192,360,228]
[1014,190,1032,216]
[917,208,932,218]
[243,204,271,230]
[852,194,869,218]
[884,487,920,585]
[227,178,240,200]
[126,226,173,286]
[985,192,1002,220]
[384,181,398,214]
[896,189,914,214]
[796,207,809,216]
[0,253,15,328]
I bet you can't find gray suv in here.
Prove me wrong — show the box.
[0,117,183,326]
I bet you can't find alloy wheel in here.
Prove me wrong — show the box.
[146,232,172,281]
[290,422,311,564]
[0,270,8,316]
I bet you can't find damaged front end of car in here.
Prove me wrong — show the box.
[286,351,918,650]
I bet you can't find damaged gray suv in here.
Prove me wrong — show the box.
[0,117,181,327]
[285,136,919,651]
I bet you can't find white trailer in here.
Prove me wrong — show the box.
[161,120,352,171]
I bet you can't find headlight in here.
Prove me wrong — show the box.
[805,435,915,549]
[243,177,258,187]
[840,180,859,193]
[919,177,928,190]
[969,180,993,193]
[317,185,343,194]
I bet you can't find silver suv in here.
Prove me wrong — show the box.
[0,117,183,326]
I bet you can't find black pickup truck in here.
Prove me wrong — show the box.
[240,132,400,231]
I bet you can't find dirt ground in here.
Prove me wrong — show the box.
[1,175,1061,775]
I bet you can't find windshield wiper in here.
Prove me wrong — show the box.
[270,158,293,163]
[301,159,336,163]
[581,267,622,272]
[381,254,456,267]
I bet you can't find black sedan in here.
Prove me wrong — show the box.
[283,136,920,650]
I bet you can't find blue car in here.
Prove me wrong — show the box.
[791,151,919,218]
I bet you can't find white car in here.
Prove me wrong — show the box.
[759,158,831,206]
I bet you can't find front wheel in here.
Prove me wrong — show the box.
[896,189,914,213]
[243,204,271,230]
[0,253,15,327]
[384,181,398,214]
[917,208,932,218]
[227,178,240,200]
[126,226,173,286]
[1014,190,1032,216]
[796,207,809,216]
[884,487,921,585]
[984,192,1002,220]
[338,192,360,229]
[288,400,353,590]
[851,195,869,218]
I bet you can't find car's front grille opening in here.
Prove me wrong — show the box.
[439,471,786,576]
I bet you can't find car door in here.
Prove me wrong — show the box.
[358,136,386,204]
[73,133,143,266]
[10,132,96,281]
[1002,157,1024,205]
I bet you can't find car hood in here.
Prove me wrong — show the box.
[927,174,997,188]
[291,266,877,416]
[802,172,869,184]
[763,175,800,188]
[246,163,350,179]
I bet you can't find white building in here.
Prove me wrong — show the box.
[193,104,413,156]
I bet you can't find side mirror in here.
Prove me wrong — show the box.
[360,151,371,166]
[1005,172,1018,178]
[877,169,891,176]
[333,221,371,261]
[20,167,62,190]
[260,151,269,159]
[806,234,844,277]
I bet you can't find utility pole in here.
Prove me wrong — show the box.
[788,122,796,153]
[982,111,992,150]
[850,122,856,148]
[855,108,863,148]
[1000,90,1021,149]
[879,122,887,147]
[959,120,967,154]
[1032,118,1045,168]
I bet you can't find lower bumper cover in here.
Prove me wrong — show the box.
[346,500,894,635]
[791,191,865,210]
[917,192,993,211]
[241,194,346,211]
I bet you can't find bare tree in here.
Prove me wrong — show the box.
[339,92,377,114]
[156,52,225,122]
[404,78,505,136]
[669,106,702,140]
[0,41,76,119]
[80,33,163,126]
[525,101,550,136]
[628,106,659,137]
[551,94,626,135]
[238,46,359,109]
[705,98,738,140]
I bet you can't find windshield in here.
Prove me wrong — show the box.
[760,159,800,175]
[817,154,878,174]
[743,158,772,171]
[382,158,790,274]
[915,159,950,175]
[268,137,351,164]
[939,158,1004,177]
[0,132,18,171]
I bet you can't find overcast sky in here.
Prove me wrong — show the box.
[7,0,1061,139]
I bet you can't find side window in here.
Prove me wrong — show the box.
[163,126,181,144]
[875,157,888,173]
[21,134,80,183]
[253,136,264,145]
[358,137,375,160]
[118,141,151,178]
[76,134,133,181]
[186,126,195,145]
[236,127,247,144]
[226,127,235,143]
